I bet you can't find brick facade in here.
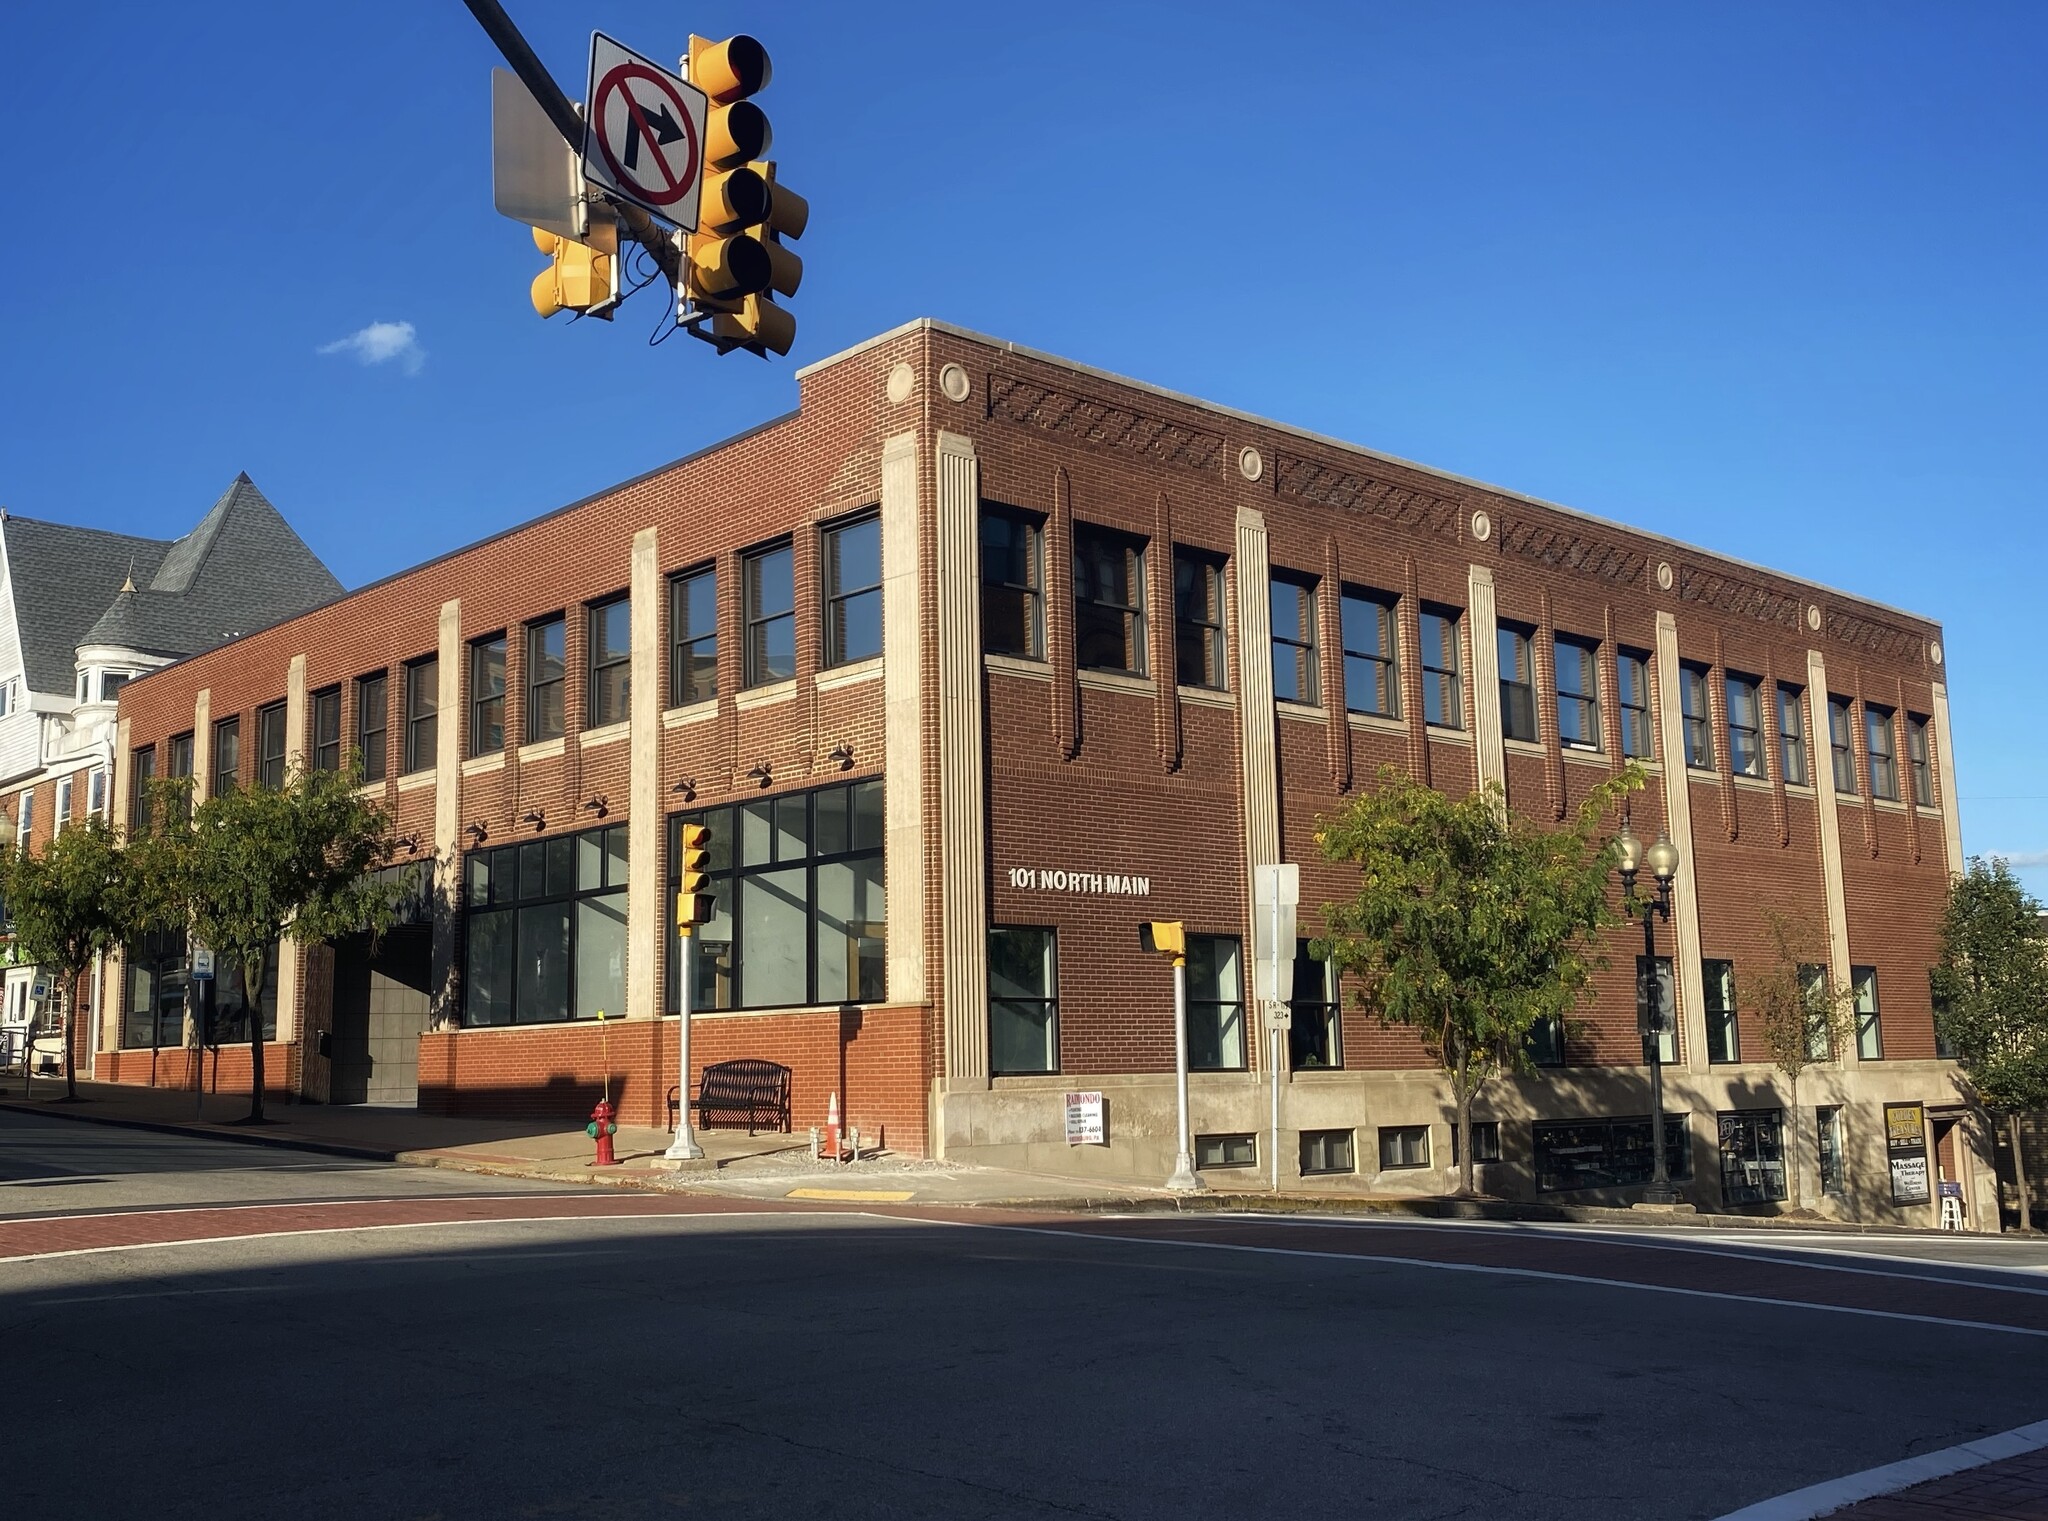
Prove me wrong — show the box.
[98,319,1984,1226]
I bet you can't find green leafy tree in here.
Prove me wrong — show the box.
[1932,857,2048,1233]
[1,815,131,1102]
[1748,910,1855,1211]
[1313,764,1644,1197]
[127,765,408,1123]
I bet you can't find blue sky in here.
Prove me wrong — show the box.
[3,3,2043,886]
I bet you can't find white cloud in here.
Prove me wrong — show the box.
[1990,850,2048,868]
[318,320,425,376]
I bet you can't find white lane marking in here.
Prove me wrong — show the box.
[1189,1213,2048,1296]
[942,1222,2048,1339]
[0,1209,899,1264]
[1711,1414,2048,1520]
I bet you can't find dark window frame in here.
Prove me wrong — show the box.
[1299,1129,1356,1176]
[1174,548,1228,691]
[1195,1134,1257,1170]
[586,595,631,729]
[1907,714,1934,807]
[1186,933,1247,1072]
[1420,607,1463,729]
[1341,587,1399,719]
[255,701,287,790]
[1269,571,1319,706]
[526,616,566,744]
[668,566,717,709]
[1828,696,1857,795]
[211,715,240,798]
[1534,1114,1693,1192]
[1378,1125,1432,1170]
[1817,1106,1847,1196]
[1719,1108,1789,1206]
[742,540,797,688]
[1726,674,1764,779]
[1498,625,1538,744]
[1288,941,1341,1070]
[1554,635,1599,752]
[1680,663,1714,770]
[1617,649,1654,758]
[821,511,882,669]
[1866,704,1900,801]
[988,926,1059,1076]
[461,822,630,1027]
[1853,965,1882,1060]
[129,745,156,830]
[1074,523,1149,678]
[355,673,388,783]
[311,686,342,773]
[1779,684,1809,786]
[1703,957,1739,1064]
[1451,1121,1504,1165]
[403,656,438,775]
[979,505,1045,660]
[469,634,507,758]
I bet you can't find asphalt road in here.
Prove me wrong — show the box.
[6,1109,2048,1521]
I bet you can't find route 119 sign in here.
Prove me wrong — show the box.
[582,33,708,230]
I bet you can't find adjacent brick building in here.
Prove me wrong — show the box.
[99,320,1990,1226]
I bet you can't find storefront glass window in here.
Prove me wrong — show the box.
[1288,941,1340,1069]
[122,928,189,1049]
[1533,1115,1692,1192]
[1186,935,1245,1071]
[989,927,1058,1074]
[1817,1105,1846,1197]
[462,822,627,1025]
[1719,1108,1789,1205]
[668,778,886,1012]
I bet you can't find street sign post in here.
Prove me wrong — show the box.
[582,33,708,230]
[1252,863,1301,1191]
[191,945,214,982]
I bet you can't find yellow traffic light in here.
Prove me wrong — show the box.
[1139,921,1187,965]
[682,35,807,358]
[676,822,713,936]
[529,226,618,320]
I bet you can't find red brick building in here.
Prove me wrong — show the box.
[98,320,1988,1225]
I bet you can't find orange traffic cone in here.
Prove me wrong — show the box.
[824,1091,841,1162]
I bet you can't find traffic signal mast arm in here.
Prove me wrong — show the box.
[463,0,683,290]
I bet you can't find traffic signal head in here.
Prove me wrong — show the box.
[529,226,618,320]
[681,36,807,359]
[1139,921,1187,964]
[676,822,714,932]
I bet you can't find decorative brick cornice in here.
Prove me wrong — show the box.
[1272,455,1459,540]
[1501,520,1646,587]
[1676,564,1803,630]
[987,373,1224,474]
[1826,608,1923,661]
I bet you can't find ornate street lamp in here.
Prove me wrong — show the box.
[1614,810,1683,1206]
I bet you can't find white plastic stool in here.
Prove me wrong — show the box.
[1938,1193,1965,1231]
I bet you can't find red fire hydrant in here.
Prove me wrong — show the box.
[586,1098,620,1167]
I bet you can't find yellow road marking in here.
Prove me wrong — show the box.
[786,1187,915,1203]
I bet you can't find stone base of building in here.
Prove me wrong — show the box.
[935,1061,2003,1232]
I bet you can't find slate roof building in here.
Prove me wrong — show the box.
[0,475,341,1070]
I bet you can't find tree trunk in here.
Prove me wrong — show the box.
[61,966,79,1102]
[1453,1038,1475,1199]
[245,952,268,1125]
[2012,1111,2033,1235]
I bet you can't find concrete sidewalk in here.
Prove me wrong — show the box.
[0,1080,1151,1208]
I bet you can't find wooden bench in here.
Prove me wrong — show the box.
[688,1059,792,1136]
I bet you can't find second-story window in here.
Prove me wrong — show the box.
[1680,664,1714,770]
[1269,573,1318,705]
[312,687,341,772]
[356,673,388,782]
[1828,697,1856,794]
[1866,704,1899,801]
[56,776,73,831]
[1420,608,1463,729]
[980,506,1043,659]
[1174,549,1227,690]
[256,702,287,789]
[212,716,240,797]
[1726,674,1763,779]
[1342,589,1398,718]
[1555,636,1599,751]
[1907,715,1934,807]
[1075,525,1147,676]
[526,617,565,743]
[1779,685,1809,785]
[1617,650,1652,758]
[587,596,630,727]
[130,745,155,830]
[669,568,716,707]
[470,635,506,756]
[1498,626,1537,743]
[743,541,795,687]
[404,657,438,774]
[822,513,882,668]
